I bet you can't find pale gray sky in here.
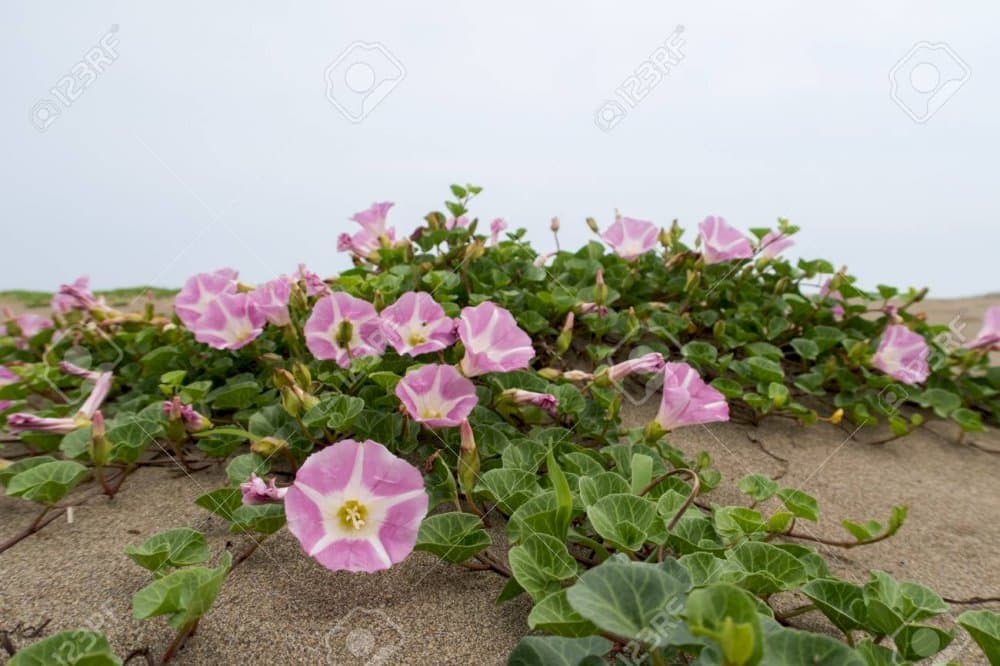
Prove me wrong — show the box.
[1,2,997,296]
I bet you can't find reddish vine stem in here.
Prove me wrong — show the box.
[943,595,1000,604]
[160,619,199,664]
[780,529,891,549]
[637,469,701,563]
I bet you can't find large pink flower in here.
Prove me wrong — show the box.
[757,231,794,259]
[872,324,930,385]
[285,439,429,573]
[967,306,1000,351]
[191,293,265,350]
[602,217,658,262]
[698,217,753,264]
[248,276,292,327]
[174,268,239,329]
[654,362,729,431]
[380,292,456,356]
[350,202,394,236]
[304,293,385,367]
[395,364,478,428]
[456,302,535,377]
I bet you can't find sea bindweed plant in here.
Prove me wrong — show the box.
[2,185,999,664]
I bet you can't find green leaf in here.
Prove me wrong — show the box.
[746,356,785,383]
[547,450,572,542]
[711,377,744,399]
[566,558,690,640]
[229,503,286,535]
[225,453,270,486]
[737,474,778,502]
[914,388,962,418]
[801,578,868,634]
[952,407,985,432]
[194,487,243,522]
[679,552,741,587]
[507,636,612,666]
[686,583,763,666]
[726,541,808,595]
[957,610,1000,665]
[776,487,819,521]
[7,630,121,666]
[0,455,57,487]
[630,453,653,495]
[509,533,577,602]
[208,380,260,409]
[682,341,718,364]
[125,528,209,574]
[474,468,540,515]
[527,589,598,637]
[132,551,232,630]
[578,472,631,508]
[587,493,657,552]
[4,460,88,504]
[414,512,491,563]
[790,337,820,361]
[763,625,866,665]
[302,394,365,431]
[893,623,952,661]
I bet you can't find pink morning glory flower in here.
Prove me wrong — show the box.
[654,362,730,431]
[446,216,470,230]
[872,324,930,385]
[163,397,212,432]
[338,228,397,260]
[191,293,266,351]
[819,279,845,321]
[380,292,456,357]
[350,202,395,236]
[757,230,794,259]
[249,276,292,327]
[58,360,101,381]
[240,473,288,505]
[395,364,478,428]
[607,352,666,383]
[602,217,659,261]
[296,264,330,297]
[6,370,112,434]
[490,218,508,246]
[698,216,753,264]
[13,314,53,339]
[500,389,560,418]
[967,306,1000,351]
[285,439,429,573]
[51,276,92,313]
[304,293,385,368]
[456,302,535,377]
[174,268,239,329]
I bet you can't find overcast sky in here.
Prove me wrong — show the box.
[1,2,997,296]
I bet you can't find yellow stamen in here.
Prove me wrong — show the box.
[338,500,368,530]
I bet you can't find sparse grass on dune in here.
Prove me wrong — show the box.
[0,287,178,309]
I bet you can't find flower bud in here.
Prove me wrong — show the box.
[538,367,563,381]
[89,411,111,467]
[556,312,574,354]
[550,217,560,233]
[251,436,289,457]
[373,290,386,312]
[829,408,844,425]
[713,320,726,339]
[458,420,479,503]
[291,363,312,390]
[562,370,595,382]
[464,240,486,262]
[659,228,671,249]
[595,269,609,306]
[586,217,600,234]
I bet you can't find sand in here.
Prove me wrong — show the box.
[2,296,999,665]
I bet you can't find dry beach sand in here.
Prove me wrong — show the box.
[1,296,999,665]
